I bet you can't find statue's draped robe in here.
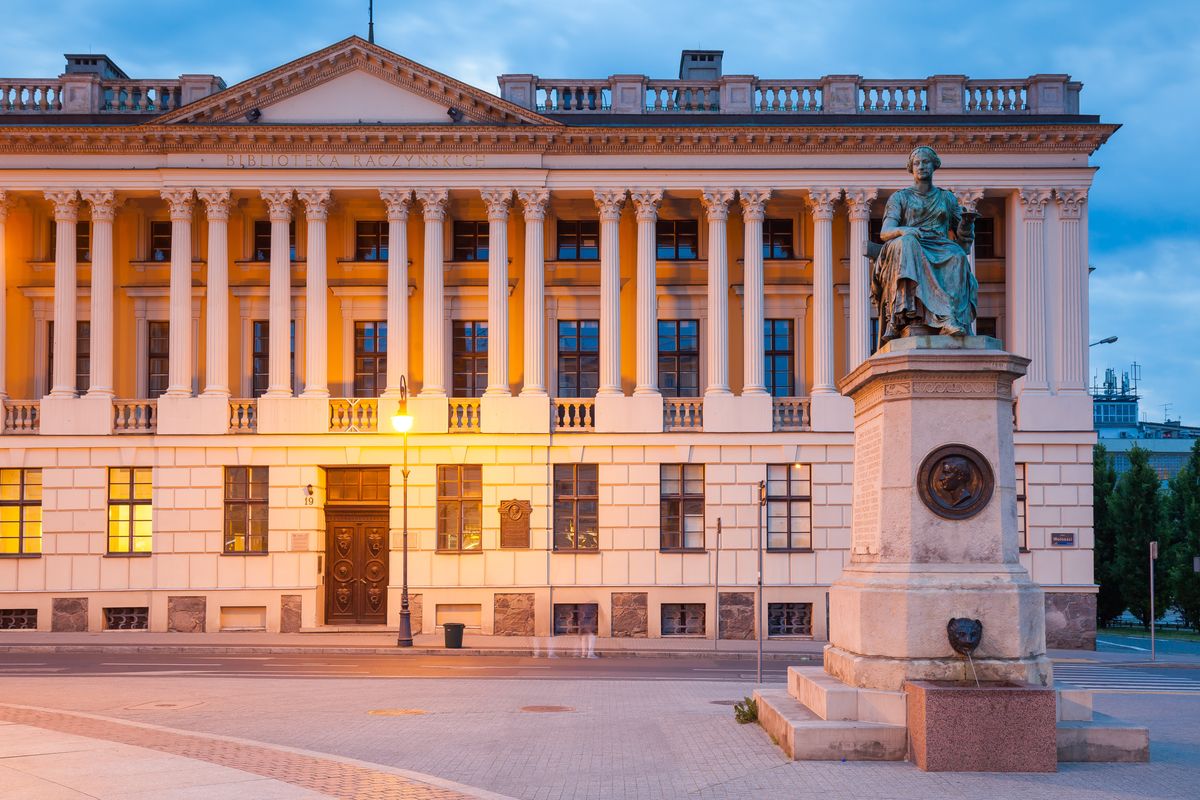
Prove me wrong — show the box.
[872,187,977,340]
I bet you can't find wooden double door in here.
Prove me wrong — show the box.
[324,509,389,624]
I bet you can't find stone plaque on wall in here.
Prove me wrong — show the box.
[498,500,532,549]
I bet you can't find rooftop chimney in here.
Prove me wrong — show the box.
[678,50,723,80]
[63,54,129,80]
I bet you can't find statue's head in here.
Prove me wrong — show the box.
[947,617,983,656]
[907,145,941,178]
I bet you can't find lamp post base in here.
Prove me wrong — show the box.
[396,608,413,647]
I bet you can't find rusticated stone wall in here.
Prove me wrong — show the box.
[280,594,302,633]
[51,598,88,632]
[167,596,206,633]
[1045,592,1096,650]
[719,592,755,640]
[493,592,535,636]
[611,592,648,637]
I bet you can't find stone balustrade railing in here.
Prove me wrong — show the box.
[113,399,156,433]
[500,73,1080,115]
[3,400,40,433]
[772,397,811,432]
[448,398,481,432]
[553,398,595,431]
[228,399,257,432]
[329,398,377,433]
[664,398,704,431]
[0,82,64,113]
[0,73,222,114]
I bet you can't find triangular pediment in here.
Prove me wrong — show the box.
[154,36,557,126]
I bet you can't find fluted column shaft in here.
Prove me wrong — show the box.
[1055,188,1088,394]
[845,188,876,369]
[518,189,550,396]
[807,189,841,395]
[196,190,232,396]
[481,189,513,397]
[739,190,770,395]
[379,189,412,398]
[261,189,294,397]
[293,189,331,397]
[0,193,10,399]
[416,190,449,397]
[1018,188,1052,392]
[161,189,195,397]
[81,191,116,396]
[45,191,79,397]
[594,190,626,396]
[702,190,734,395]
[630,190,663,396]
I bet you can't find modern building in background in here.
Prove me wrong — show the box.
[0,39,1112,647]
[1093,365,1200,480]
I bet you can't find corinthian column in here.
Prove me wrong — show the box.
[1017,188,1052,392]
[739,189,770,396]
[294,188,332,397]
[701,189,734,396]
[844,188,876,369]
[807,189,841,395]
[1055,188,1088,394]
[594,189,626,396]
[161,189,195,397]
[0,192,11,400]
[953,187,985,277]
[45,191,79,397]
[517,189,550,396]
[629,189,663,396]
[416,189,449,397]
[379,189,412,398]
[481,188,513,397]
[260,189,294,398]
[81,190,116,397]
[197,190,232,396]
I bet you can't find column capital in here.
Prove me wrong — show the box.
[160,188,195,220]
[738,189,771,220]
[259,188,294,222]
[416,188,450,221]
[297,188,334,221]
[44,190,79,221]
[0,190,10,221]
[700,189,735,222]
[378,188,412,221]
[593,189,627,221]
[480,188,513,220]
[844,188,878,220]
[950,187,985,215]
[80,189,118,222]
[1017,187,1052,219]
[1055,187,1088,219]
[805,188,842,220]
[629,189,663,221]
[196,188,233,220]
[517,188,550,221]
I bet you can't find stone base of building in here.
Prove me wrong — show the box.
[1045,591,1097,650]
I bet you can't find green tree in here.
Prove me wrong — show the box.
[1166,440,1200,632]
[1093,444,1124,626]
[1110,445,1169,626]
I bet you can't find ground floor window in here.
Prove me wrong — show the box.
[1016,463,1028,552]
[224,467,269,553]
[661,603,705,636]
[108,467,153,554]
[553,603,599,635]
[0,468,42,556]
[767,602,813,637]
[437,465,483,551]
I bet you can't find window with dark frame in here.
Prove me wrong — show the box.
[658,319,700,398]
[252,220,297,262]
[973,217,996,259]
[1016,463,1028,552]
[660,464,704,551]
[868,218,884,245]
[869,318,880,355]
[0,469,42,556]
[976,316,998,340]
[451,321,488,398]
[764,319,794,397]
[353,321,387,397]
[452,221,489,261]
[556,320,599,398]
[47,320,91,394]
[553,463,598,551]
[661,603,705,636]
[326,468,389,504]
[655,219,698,260]
[554,603,599,635]
[437,465,482,552]
[149,220,172,261]
[767,602,813,636]
[251,321,296,398]
[762,218,794,260]
[223,467,268,554]
[556,220,600,260]
[108,467,152,554]
[766,464,813,551]
[354,221,389,261]
[147,321,169,398]
[48,221,91,263]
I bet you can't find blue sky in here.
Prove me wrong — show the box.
[2,0,1196,423]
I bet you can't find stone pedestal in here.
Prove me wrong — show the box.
[256,397,329,434]
[807,392,854,432]
[481,394,551,434]
[702,393,772,432]
[594,394,663,433]
[157,395,230,435]
[39,396,113,435]
[408,396,449,434]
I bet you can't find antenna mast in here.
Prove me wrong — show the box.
[368,0,375,44]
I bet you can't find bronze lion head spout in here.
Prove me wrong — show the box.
[947,618,983,656]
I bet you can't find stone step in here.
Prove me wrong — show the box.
[1057,713,1150,762]
[787,665,907,724]
[754,687,908,761]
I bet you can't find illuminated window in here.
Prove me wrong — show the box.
[658,320,700,398]
[452,221,489,261]
[655,219,698,260]
[354,221,388,261]
[147,321,169,398]
[556,220,600,260]
[0,469,42,556]
[1016,463,1028,552]
[766,464,812,550]
[556,320,599,398]
[764,319,794,397]
[46,320,91,394]
[553,464,598,551]
[452,321,488,398]
[224,467,268,554]
[251,321,295,398]
[660,464,704,551]
[437,465,482,552]
[762,218,794,259]
[149,221,172,261]
[108,468,153,554]
[354,321,387,397]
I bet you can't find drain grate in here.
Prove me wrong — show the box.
[368,709,427,716]
[125,700,204,711]
[520,705,574,713]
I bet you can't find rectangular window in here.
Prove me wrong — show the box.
[655,219,698,260]
[868,218,884,245]
[766,464,812,550]
[149,220,172,262]
[658,319,700,398]
[252,220,297,261]
[147,321,169,398]
[353,321,387,397]
[48,221,91,263]
[326,467,389,504]
[661,603,705,636]
[437,465,482,552]
[355,220,389,261]
[976,316,998,339]
[556,320,599,398]
[764,319,794,397]
[556,220,600,261]
[251,321,296,398]
[554,603,599,635]
[47,320,91,394]
[553,463,598,551]
[108,467,152,554]
[452,221,489,262]
[762,218,794,260]
[451,321,488,398]
[1016,463,1028,552]
[660,464,704,551]
[223,467,268,554]
[767,602,813,637]
[974,217,996,259]
[0,469,42,556]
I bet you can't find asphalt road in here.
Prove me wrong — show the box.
[1098,631,1200,657]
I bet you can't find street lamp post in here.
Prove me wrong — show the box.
[391,376,415,647]
[1089,336,1118,347]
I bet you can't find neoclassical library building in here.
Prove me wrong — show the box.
[0,38,1113,644]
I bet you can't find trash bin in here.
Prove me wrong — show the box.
[443,622,465,649]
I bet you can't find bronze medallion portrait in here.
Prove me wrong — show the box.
[917,444,994,520]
